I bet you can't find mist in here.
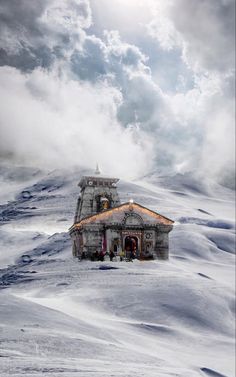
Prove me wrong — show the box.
[0,66,154,178]
[0,0,234,183]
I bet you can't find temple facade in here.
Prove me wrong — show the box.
[69,171,174,260]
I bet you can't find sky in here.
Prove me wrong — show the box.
[0,0,235,183]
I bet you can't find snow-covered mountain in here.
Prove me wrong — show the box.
[0,163,235,377]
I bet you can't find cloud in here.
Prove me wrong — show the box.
[171,0,235,74]
[146,0,235,181]
[0,0,234,185]
[0,1,156,178]
[164,74,235,177]
[0,0,91,71]
[147,0,235,74]
[0,66,153,178]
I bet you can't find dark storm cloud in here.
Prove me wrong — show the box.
[0,0,46,37]
[0,0,91,71]
[0,0,49,70]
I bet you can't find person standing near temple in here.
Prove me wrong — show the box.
[109,249,115,261]
[119,250,125,261]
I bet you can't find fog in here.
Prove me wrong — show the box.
[0,0,234,182]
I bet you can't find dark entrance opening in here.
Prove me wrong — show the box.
[124,236,138,259]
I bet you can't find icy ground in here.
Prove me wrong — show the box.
[0,163,235,377]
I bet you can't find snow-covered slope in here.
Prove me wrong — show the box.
[0,164,235,377]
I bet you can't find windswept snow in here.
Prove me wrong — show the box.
[0,165,235,377]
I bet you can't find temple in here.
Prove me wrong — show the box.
[69,169,174,260]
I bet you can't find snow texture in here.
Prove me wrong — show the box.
[0,164,235,377]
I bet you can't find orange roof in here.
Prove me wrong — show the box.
[70,202,174,230]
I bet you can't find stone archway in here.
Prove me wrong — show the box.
[124,235,139,259]
[122,230,143,259]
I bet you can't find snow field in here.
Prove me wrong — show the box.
[0,166,235,376]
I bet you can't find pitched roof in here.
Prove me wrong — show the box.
[70,202,174,230]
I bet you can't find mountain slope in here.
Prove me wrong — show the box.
[0,164,235,377]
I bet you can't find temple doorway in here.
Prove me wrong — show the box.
[124,236,139,258]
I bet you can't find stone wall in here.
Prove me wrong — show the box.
[82,225,104,255]
[75,185,120,221]
[155,225,173,259]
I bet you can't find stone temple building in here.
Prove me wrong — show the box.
[69,169,174,260]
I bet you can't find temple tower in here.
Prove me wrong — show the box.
[74,168,120,223]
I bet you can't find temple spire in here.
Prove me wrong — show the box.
[95,163,101,175]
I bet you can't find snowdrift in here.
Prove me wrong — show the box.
[0,165,235,377]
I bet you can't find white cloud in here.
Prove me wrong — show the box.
[147,0,235,74]
[145,0,235,182]
[147,0,181,51]
[0,66,153,178]
[0,0,234,186]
